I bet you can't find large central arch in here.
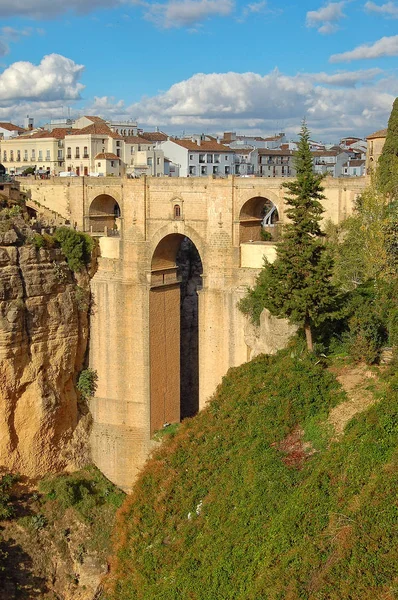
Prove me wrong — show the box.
[149,233,203,435]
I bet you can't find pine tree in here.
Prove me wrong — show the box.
[377,96,398,200]
[239,122,336,351]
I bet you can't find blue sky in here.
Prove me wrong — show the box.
[0,0,397,140]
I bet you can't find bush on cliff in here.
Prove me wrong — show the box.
[54,227,94,272]
[105,346,398,600]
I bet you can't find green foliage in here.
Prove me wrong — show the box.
[260,228,272,241]
[77,368,98,400]
[53,227,94,272]
[39,466,124,526]
[239,123,337,349]
[377,96,398,199]
[22,167,35,176]
[108,351,398,600]
[0,474,19,520]
[31,233,46,249]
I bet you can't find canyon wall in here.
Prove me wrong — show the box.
[0,228,91,479]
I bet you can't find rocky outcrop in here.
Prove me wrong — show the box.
[0,237,90,478]
[244,308,297,359]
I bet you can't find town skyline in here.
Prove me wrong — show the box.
[0,1,397,139]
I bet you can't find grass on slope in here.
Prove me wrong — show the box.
[107,348,398,600]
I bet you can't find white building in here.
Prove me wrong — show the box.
[312,149,351,177]
[0,122,26,140]
[342,159,366,177]
[160,138,235,177]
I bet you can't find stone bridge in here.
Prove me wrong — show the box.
[20,175,366,489]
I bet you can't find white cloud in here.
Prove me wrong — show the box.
[139,0,234,28]
[306,2,346,34]
[330,34,398,62]
[364,1,398,17]
[82,68,397,139]
[0,54,84,102]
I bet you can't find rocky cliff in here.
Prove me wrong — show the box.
[0,228,91,479]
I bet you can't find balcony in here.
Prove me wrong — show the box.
[66,154,72,159]
[83,154,89,159]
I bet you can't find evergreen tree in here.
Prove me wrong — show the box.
[239,122,336,351]
[377,96,398,200]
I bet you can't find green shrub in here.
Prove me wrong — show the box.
[77,368,98,400]
[260,228,273,241]
[54,227,94,272]
[31,234,46,249]
[0,474,19,520]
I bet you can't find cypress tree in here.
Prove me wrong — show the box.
[239,122,336,351]
[377,96,398,199]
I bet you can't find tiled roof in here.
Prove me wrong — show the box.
[345,159,365,167]
[312,149,344,157]
[0,122,25,132]
[84,115,106,123]
[68,123,123,139]
[168,138,233,152]
[18,128,72,140]
[94,152,120,160]
[367,128,387,139]
[124,135,153,145]
[141,131,168,141]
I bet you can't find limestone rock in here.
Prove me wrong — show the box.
[0,242,90,478]
[244,308,297,359]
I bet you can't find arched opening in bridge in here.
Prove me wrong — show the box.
[150,234,203,435]
[88,194,121,234]
[239,196,279,243]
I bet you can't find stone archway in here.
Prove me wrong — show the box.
[149,233,203,435]
[88,194,121,234]
[239,196,280,243]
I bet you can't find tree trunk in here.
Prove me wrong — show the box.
[304,320,313,352]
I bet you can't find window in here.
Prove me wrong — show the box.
[10,151,14,161]
[117,149,121,157]
[214,153,220,163]
[225,166,230,175]
[147,157,153,167]
[111,161,115,167]
[199,154,205,163]
[174,204,181,219]
[31,150,35,160]
[83,146,88,158]
[3,151,6,161]
[116,141,121,147]
[207,154,213,163]
[38,151,42,160]
[24,150,28,161]
[131,147,135,154]
[213,166,219,174]
[58,150,63,159]
[225,155,228,161]
[157,157,160,165]
[75,147,80,159]
[17,151,21,161]
[201,165,207,175]
[189,166,196,175]
[46,150,50,160]
[189,154,194,160]
[67,147,71,159]
[97,162,101,167]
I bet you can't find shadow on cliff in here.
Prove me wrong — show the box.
[0,533,48,599]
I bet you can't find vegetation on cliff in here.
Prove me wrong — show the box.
[0,467,124,599]
[106,347,398,599]
[239,123,337,351]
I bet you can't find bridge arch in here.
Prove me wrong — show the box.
[239,195,280,243]
[88,194,121,234]
[149,232,203,435]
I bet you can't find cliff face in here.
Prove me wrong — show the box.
[0,231,90,478]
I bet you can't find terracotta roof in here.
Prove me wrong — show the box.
[168,138,233,152]
[345,159,365,167]
[94,152,120,160]
[312,149,345,157]
[18,128,73,140]
[124,135,153,145]
[234,148,254,155]
[68,123,123,140]
[84,115,106,123]
[367,128,387,140]
[0,122,25,133]
[140,131,168,141]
